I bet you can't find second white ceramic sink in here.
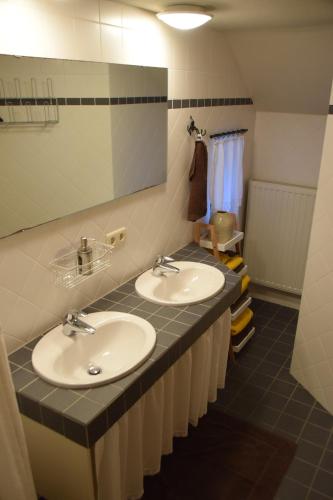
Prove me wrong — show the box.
[135,261,225,306]
[32,311,156,388]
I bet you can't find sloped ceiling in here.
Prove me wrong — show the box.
[121,0,333,114]
[123,0,333,30]
[225,26,333,114]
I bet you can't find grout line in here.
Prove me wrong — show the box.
[306,427,333,499]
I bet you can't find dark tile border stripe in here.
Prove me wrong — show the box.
[0,96,253,108]
[329,104,333,114]
[0,96,168,106]
[168,97,253,109]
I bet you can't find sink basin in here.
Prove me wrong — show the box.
[32,312,156,388]
[135,261,225,306]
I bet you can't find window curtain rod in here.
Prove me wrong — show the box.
[210,128,248,139]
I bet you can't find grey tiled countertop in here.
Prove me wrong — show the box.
[9,243,241,448]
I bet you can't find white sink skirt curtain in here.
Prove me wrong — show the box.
[0,330,36,500]
[95,309,231,500]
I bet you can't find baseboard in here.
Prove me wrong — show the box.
[250,283,301,310]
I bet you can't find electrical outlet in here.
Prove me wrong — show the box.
[105,227,127,248]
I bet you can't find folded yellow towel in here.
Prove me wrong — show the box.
[241,274,251,294]
[225,255,243,271]
[231,308,253,336]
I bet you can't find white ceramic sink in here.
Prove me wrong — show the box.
[135,261,225,306]
[32,312,156,388]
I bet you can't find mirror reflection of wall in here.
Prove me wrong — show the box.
[0,56,167,239]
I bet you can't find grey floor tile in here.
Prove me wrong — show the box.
[274,341,293,355]
[296,440,324,466]
[278,333,295,346]
[256,360,281,377]
[227,364,253,382]
[275,308,297,322]
[265,350,289,366]
[307,490,331,500]
[276,368,297,386]
[237,352,261,369]
[254,315,270,326]
[275,413,305,438]
[327,435,333,451]
[276,476,309,500]
[267,318,288,331]
[238,383,265,401]
[301,423,330,447]
[308,409,333,430]
[292,386,316,406]
[261,327,282,340]
[319,450,333,474]
[262,391,289,411]
[286,458,316,486]
[284,400,312,420]
[312,469,333,498]
[270,380,295,398]
[251,405,281,426]
[248,372,274,390]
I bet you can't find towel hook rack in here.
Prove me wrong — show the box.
[187,116,206,138]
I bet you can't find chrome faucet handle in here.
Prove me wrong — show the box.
[62,310,96,337]
[64,310,87,323]
[153,255,180,276]
[155,255,175,266]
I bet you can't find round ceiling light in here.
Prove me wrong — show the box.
[156,5,213,30]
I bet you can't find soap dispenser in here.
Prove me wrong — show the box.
[77,237,93,275]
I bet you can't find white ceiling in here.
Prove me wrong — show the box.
[124,0,333,30]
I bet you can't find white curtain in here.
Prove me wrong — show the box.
[95,310,231,500]
[208,134,245,227]
[0,330,36,500]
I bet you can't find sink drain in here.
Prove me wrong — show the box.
[88,365,102,375]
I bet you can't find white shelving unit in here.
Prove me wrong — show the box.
[194,223,255,354]
[199,230,244,252]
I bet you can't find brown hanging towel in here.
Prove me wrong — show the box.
[187,140,208,221]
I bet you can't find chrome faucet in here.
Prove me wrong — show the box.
[63,310,96,337]
[152,255,180,276]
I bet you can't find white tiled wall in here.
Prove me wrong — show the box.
[291,84,333,414]
[0,0,255,352]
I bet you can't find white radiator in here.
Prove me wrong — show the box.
[244,180,316,295]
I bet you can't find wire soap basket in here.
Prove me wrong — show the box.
[0,77,59,126]
[50,239,113,289]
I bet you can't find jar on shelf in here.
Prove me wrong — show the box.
[210,211,235,243]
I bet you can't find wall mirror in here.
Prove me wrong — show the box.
[0,55,167,239]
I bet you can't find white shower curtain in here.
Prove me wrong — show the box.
[0,330,36,500]
[208,134,245,227]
